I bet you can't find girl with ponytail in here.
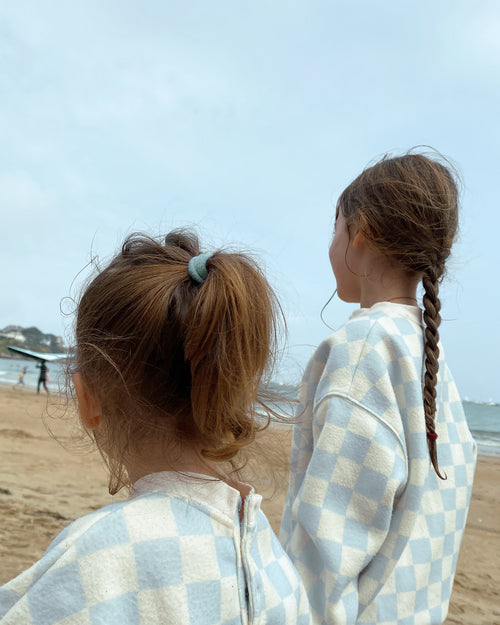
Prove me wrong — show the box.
[0,230,312,625]
[280,151,476,625]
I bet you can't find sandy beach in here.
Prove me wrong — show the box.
[0,386,498,624]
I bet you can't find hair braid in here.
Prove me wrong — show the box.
[422,266,446,480]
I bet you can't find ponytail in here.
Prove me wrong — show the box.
[185,251,280,462]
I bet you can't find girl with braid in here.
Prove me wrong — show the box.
[280,151,477,625]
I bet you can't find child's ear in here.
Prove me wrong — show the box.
[352,229,367,249]
[72,372,101,430]
[352,215,371,249]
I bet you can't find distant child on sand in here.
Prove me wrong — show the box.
[0,231,312,624]
[13,367,27,389]
[280,152,477,624]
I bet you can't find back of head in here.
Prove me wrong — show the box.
[75,229,281,492]
[338,151,459,277]
[338,150,461,478]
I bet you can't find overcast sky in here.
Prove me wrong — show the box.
[1,1,499,401]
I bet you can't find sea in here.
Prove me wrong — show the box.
[1,356,499,457]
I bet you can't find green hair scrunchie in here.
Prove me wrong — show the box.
[188,253,213,284]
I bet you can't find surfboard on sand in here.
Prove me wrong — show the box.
[7,346,70,363]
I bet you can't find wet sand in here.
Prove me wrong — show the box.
[0,386,498,623]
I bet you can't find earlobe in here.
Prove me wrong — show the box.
[72,372,101,430]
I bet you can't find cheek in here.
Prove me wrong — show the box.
[329,235,343,275]
[328,242,335,268]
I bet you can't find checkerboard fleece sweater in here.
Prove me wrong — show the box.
[1,472,312,625]
[280,302,476,625]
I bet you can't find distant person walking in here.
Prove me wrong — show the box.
[36,362,49,394]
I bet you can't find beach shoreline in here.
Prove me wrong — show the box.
[0,386,498,623]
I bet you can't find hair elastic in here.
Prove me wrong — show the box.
[426,431,438,441]
[188,253,213,284]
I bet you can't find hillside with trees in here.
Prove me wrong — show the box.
[0,325,65,358]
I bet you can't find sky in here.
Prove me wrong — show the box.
[0,1,499,401]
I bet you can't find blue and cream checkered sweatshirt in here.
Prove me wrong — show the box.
[0,472,312,625]
[280,302,476,625]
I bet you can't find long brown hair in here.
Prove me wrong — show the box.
[75,229,283,493]
[338,151,460,479]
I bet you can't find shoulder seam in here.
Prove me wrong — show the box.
[314,391,407,459]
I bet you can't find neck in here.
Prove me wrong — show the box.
[125,439,250,518]
[125,439,220,485]
[358,270,420,309]
[384,295,418,304]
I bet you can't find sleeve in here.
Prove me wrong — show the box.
[280,340,330,549]
[0,541,80,625]
[0,587,22,622]
[280,403,314,546]
[292,393,407,625]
